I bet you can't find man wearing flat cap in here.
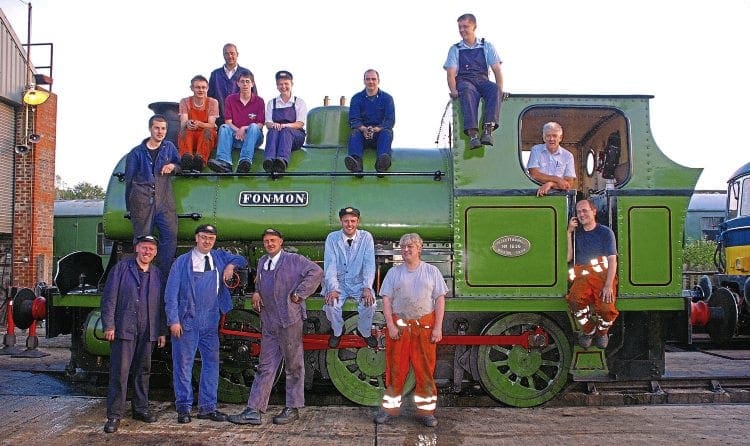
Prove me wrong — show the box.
[229,228,322,426]
[101,235,167,433]
[165,224,248,424]
[262,70,308,174]
[323,207,378,348]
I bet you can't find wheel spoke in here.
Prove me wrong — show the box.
[475,313,571,407]
[326,313,415,406]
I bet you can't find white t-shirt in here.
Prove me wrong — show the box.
[379,261,448,319]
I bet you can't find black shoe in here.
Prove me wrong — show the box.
[272,407,299,425]
[228,407,262,425]
[374,411,392,424]
[237,159,252,173]
[480,123,494,146]
[180,153,194,171]
[262,159,274,173]
[193,155,206,171]
[344,155,363,173]
[356,329,378,348]
[103,418,119,433]
[363,335,378,349]
[375,154,391,172]
[273,159,287,174]
[177,412,192,424]
[208,159,231,173]
[328,334,341,349]
[197,410,228,422]
[416,414,438,427]
[469,135,482,149]
[132,410,157,423]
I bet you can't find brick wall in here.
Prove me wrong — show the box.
[12,93,57,288]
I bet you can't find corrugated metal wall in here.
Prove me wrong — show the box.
[0,9,28,104]
[0,9,27,235]
[0,101,15,234]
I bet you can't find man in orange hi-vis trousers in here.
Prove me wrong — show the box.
[566,199,619,350]
[374,233,447,428]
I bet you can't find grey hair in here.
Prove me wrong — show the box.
[399,233,423,248]
[542,121,563,135]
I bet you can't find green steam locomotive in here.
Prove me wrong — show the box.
[44,94,706,407]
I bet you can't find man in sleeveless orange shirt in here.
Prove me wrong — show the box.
[178,75,219,172]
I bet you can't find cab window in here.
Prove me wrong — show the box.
[519,106,630,192]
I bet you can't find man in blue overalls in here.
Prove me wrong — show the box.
[262,71,307,174]
[165,224,247,424]
[443,13,505,149]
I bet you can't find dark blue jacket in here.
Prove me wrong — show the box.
[348,89,395,130]
[124,139,180,213]
[164,249,248,328]
[100,257,167,341]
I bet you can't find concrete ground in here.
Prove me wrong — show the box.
[2,329,750,445]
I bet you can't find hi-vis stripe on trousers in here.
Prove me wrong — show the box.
[380,312,438,416]
[566,259,619,334]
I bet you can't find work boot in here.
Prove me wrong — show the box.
[273,159,287,174]
[180,153,194,171]
[578,331,594,349]
[177,412,192,424]
[363,335,378,349]
[237,159,252,173]
[375,154,392,172]
[480,123,495,146]
[594,332,610,349]
[197,410,228,422]
[357,329,378,348]
[374,411,392,424]
[416,414,438,427]
[132,409,157,423]
[328,333,341,349]
[262,159,274,173]
[208,159,231,173]
[272,407,299,425]
[467,129,482,149]
[103,418,119,433]
[228,407,261,425]
[344,155,363,173]
[193,155,206,172]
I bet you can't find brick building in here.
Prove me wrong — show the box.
[0,8,56,300]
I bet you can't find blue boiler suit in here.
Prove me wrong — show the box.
[100,258,166,420]
[165,249,247,415]
[124,139,181,281]
[264,99,306,164]
[456,43,501,133]
[322,229,376,337]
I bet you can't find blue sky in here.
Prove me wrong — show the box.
[2,0,748,190]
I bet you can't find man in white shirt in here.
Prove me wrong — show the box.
[527,122,576,196]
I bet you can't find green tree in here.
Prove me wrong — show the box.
[56,181,105,200]
[683,239,717,271]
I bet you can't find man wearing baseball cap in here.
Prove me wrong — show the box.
[262,70,308,174]
[229,228,322,426]
[165,224,248,424]
[101,235,167,433]
[323,207,378,349]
